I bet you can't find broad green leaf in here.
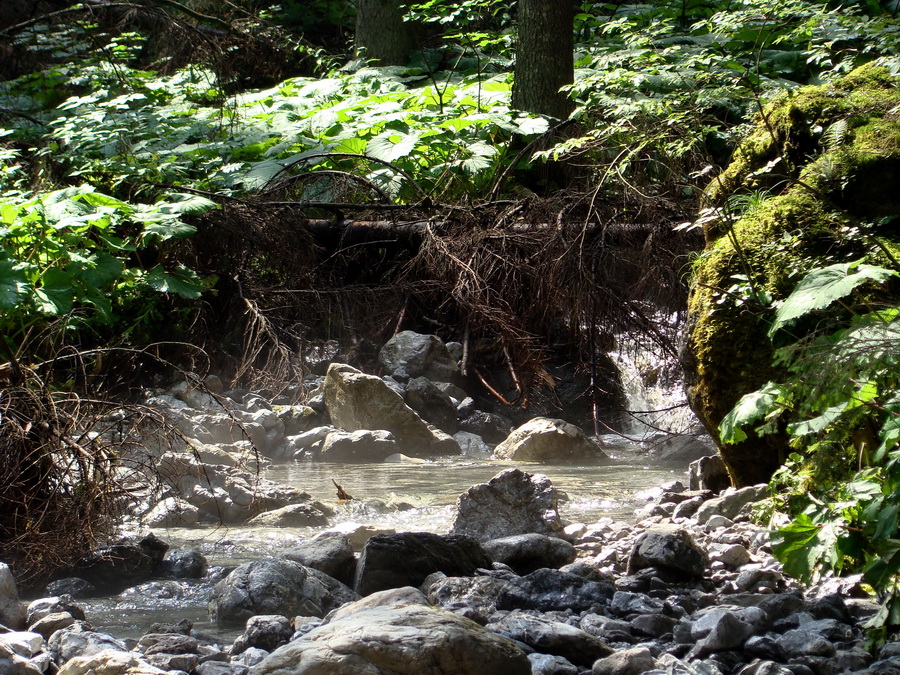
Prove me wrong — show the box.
[1,203,22,224]
[35,268,74,315]
[874,504,900,543]
[460,153,493,176]
[719,381,783,444]
[771,512,841,583]
[864,539,900,589]
[367,131,420,163]
[769,261,898,336]
[0,258,30,308]
[239,159,290,190]
[145,265,203,299]
[514,116,551,135]
[788,401,848,436]
[846,475,883,499]
[878,413,900,458]
[156,193,218,215]
[143,222,197,240]
[332,137,367,154]
[67,252,124,288]
[78,192,133,212]
[85,293,113,324]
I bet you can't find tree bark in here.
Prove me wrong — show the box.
[354,0,415,66]
[512,0,575,119]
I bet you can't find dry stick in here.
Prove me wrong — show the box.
[502,341,523,401]
[331,479,354,501]
[472,367,514,407]
[392,296,408,336]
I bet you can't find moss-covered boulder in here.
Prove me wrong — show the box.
[683,63,900,487]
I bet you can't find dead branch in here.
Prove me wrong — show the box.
[332,479,354,501]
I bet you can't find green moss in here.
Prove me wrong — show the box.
[705,64,900,223]
[685,64,900,486]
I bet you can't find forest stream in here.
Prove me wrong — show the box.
[76,442,682,643]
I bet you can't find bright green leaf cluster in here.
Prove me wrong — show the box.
[0,185,215,343]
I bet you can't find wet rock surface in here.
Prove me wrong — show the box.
[450,467,565,541]
[10,460,900,675]
[11,331,896,673]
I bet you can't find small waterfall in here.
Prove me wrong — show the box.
[609,320,698,439]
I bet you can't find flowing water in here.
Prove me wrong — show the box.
[77,438,684,642]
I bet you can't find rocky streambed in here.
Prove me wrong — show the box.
[0,469,897,675]
[1,331,896,674]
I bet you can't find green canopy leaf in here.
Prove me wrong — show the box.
[145,265,203,299]
[0,258,30,309]
[156,193,218,215]
[769,261,898,337]
[719,381,783,444]
[367,131,420,163]
[771,512,841,583]
[67,252,124,288]
[35,268,75,315]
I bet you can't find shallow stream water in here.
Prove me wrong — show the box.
[77,438,683,642]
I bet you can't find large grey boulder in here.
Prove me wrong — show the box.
[318,429,398,462]
[354,533,491,596]
[482,533,576,575]
[273,404,322,436]
[249,604,530,675]
[166,410,271,454]
[626,526,709,579]
[495,568,615,613]
[458,410,512,444]
[487,610,613,668]
[0,563,27,630]
[56,649,167,675]
[143,497,201,528]
[404,376,458,434]
[656,434,718,467]
[493,418,609,462]
[592,647,657,675]
[48,623,128,663]
[27,596,85,626]
[208,558,358,624]
[427,576,512,625]
[232,615,294,655]
[245,503,331,528]
[70,534,167,593]
[283,532,356,587]
[153,453,311,524]
[694,484,768,524]
[378,331,462,385]
[453,431,492,456]
[0,631,46,675]
[451,468,564,542]
[689,455,731,492]
[327,586,430,623]
[324,364,461,458]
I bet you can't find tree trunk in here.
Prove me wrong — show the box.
[512,0,575,119]
[355,0,415,66]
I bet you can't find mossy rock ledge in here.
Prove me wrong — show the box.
[682,63,900,487]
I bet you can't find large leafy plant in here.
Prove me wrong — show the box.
[0,185,214,347]
[719,258,900,635]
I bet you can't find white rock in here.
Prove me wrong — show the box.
[0,632,44,658]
